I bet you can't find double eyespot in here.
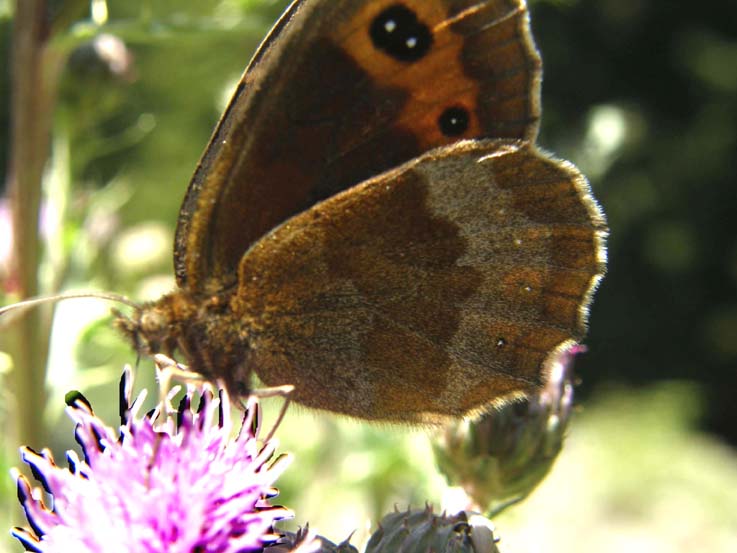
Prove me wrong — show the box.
[369,4,433,62]
[370,5,472,139]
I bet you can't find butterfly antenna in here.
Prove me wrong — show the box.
[0,291,139,320]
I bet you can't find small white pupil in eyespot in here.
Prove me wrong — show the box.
[406,37,417,49]
[384,20,396,33]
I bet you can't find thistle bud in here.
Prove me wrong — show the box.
[433,344,582,515]
[365,506,500,553]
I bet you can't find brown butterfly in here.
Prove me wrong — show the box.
[113,0,607,424]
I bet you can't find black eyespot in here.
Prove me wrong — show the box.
[369,4,433,63]
[438,106,470,137]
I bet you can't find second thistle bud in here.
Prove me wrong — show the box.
[365,506,499,553]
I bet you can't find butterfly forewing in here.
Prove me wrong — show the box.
[174,0,541,292]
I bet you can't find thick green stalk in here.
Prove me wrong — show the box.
[6,0,55,450]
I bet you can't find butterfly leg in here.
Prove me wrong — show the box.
[242,384,295,443]
[153,353,207,415]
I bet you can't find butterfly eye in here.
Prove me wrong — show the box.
[438,106,470,137]
[369,4,433,62]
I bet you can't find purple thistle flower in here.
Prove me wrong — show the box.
[11,367,296,552]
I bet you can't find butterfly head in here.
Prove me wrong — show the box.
[113,289,254,397]
[113,301,177,359]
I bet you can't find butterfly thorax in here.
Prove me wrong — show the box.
[114,287,252,395]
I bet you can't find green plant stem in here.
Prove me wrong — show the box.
[6,0,59,450]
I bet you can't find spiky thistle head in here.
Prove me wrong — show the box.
[11,366,297,553]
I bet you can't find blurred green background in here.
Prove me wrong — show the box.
[1,0,736,551]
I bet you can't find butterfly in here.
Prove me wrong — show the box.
[114,0,607,424]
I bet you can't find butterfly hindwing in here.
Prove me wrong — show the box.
[232,140,606,423]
